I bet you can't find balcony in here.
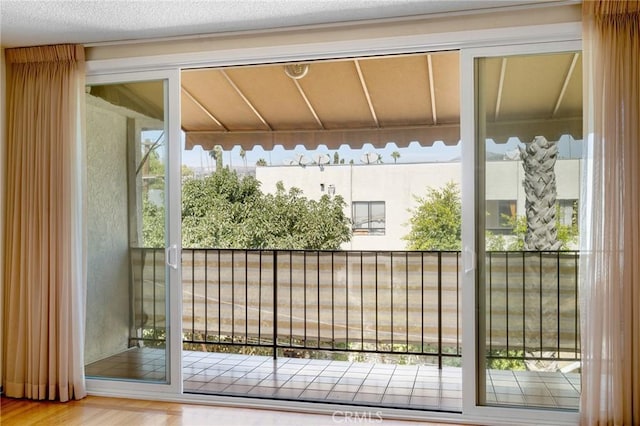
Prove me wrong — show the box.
[87,248,580,411]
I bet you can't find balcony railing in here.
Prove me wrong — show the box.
[485,251,580,365]
[129,248,580,368]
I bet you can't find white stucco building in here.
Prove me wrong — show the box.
[256,159,581,250]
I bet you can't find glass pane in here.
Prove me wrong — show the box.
[352,202,370,229]
[85,80,169,382]
[370,201,386,234]
[476,52,582,409]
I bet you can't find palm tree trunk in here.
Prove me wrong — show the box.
[519,136,561,250]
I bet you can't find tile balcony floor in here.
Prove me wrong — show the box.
[182,351,463,412]
[86,349,580,412]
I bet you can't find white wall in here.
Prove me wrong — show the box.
[85,95,132,363]
[257,159,581,250]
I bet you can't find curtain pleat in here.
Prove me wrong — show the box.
[581,2,640,424]
[3,44,86,401]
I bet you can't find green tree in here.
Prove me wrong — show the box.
[181,164,194,178]
[181,169,351,249]
[147,149,164,176]
[140,141,165,247]
[239,148,247,169]
[403,181,461,250]
[391,151,400,163]
[209,145,223,171]
[142,196,165,248]
[256,158,267,167]
[486,207,578,251]
[403,181,578,252]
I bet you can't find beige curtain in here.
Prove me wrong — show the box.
[3,45,86,401]
[581,1,640,424]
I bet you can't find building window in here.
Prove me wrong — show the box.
[557,199,578,227]
[486,200,516,233]
[352,201,385,235]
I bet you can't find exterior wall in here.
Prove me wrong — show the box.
[85,95,132,363]
[256,159,581,250]
[257,162,461,250]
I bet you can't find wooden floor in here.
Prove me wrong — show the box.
[1,395,467,426]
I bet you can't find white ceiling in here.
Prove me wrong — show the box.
[1,0,551,48]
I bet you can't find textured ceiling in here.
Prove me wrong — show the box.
[1,0,548,48]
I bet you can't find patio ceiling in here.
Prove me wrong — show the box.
[105,51,583,151]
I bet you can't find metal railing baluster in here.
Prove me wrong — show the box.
[557,251,561,358]
[506,251,510,356]
[217,249,221,342]
[245,250,249,345]
[318,251,321,350]
[375,251,379,352]
[360,251,364,351]
[345,251,349,351]
[406,251,409,354]
[273,250,278,359]
[390,251,394,351]
[191,250,195,340]
[204,250,207,343]
[437,251,442,369]
[539,252,543,358]
[152,249,157,340]
[303,251,307,348]
[332,251,335,351]
[258,250,262,344]
[231,250,235,343]
[421,252,425,354]
[574,253,579,358]
[522,251,526,360]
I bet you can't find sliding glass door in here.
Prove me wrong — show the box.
[462,42,582,422]
[80,27,583,423]
[84,70,182,394]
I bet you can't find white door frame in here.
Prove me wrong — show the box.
[85,69,183,397]
[85,22,581,425]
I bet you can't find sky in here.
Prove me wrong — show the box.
[181,134,582,171]
[182,138,462,171]
[144,131,582,171]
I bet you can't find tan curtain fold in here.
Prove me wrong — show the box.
[581,1,640,424]
[3,44,86,401]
